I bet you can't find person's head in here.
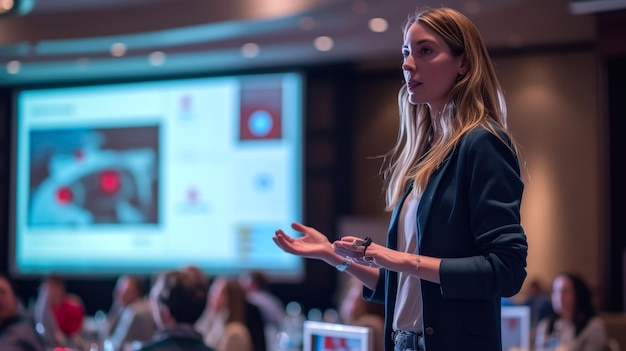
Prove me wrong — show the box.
[181,265,210,289]
[208,277,246,324]
[239,270,269,292]
[386,7,512,209]
[527,279,545,296]
[149,270,208,328]
[114,275,147,307]
[551,273,595,322]
[401,6,504,118]
[0,274,20,323]
[41,275,66,305]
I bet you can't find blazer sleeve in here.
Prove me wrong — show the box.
[439,129,528,299]
[362,268,386,305]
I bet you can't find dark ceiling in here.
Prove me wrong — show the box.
[0,0,603,86]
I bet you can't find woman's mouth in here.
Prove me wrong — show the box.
[407,81,421,91]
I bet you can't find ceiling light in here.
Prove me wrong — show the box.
[110,43,127,57]
[241,43,260,58]
[0,0,34,17]
[149,51,166,66]
[7,60,20,74]
[1,0,13,11]
[368,18,388,33]
[314,36,334,52]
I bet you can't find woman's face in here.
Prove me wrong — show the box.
[401,21,465,112]
[551,275,576,319]
[209,278,228,311]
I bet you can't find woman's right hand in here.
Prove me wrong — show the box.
[272,222,333,261]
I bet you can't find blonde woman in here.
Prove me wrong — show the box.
[273,6,528,351]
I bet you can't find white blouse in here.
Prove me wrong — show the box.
[534,316,608,351]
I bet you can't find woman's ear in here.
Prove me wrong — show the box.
[458,54,469,76]
[159,303,175,325]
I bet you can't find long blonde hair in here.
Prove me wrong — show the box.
[384,7,516,211]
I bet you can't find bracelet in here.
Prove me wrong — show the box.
[336,258,351,272]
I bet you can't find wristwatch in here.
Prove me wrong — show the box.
[336,258,351,272]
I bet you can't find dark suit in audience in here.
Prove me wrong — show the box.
[138,270,215,351]
[0,273,46,351]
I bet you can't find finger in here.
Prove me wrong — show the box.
[333,240,363,252]
[291,222,309,232]
[275,230,294,243]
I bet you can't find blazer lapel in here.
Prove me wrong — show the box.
[386,184,413,249]
[417,158,454,248]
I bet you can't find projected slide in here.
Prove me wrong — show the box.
[29,126,159,226]
[12,73,303,278]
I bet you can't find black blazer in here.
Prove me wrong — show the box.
[365,124,528,351]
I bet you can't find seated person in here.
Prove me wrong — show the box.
[535,272,608,351]
[0,273,46,351]
[138,270,215,351]
[34,275,85,348]
[522,278,553,327]
[201,277,266,351]
[239,270,285,351]
[338,277,385,351]
[104,275,156,351]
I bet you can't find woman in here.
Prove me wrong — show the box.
[535,273,608,351]
[273,6,528,351]
[202,277,266,351]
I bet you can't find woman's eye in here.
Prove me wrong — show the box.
[420,47,432,55]
[401,50,409,59]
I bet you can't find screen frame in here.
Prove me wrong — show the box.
[8,70,307,280]
[302,320,373,351]
[501,305,531,351]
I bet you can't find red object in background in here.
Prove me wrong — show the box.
[239,79,283,140]
[323,336,348,350]
[55,187,73,204]
[50,297,86,336]
[100,170,121,194]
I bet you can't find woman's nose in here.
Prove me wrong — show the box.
[402,57,415,71]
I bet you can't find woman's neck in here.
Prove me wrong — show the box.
[428,105,444,145]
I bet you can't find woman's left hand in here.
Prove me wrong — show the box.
[332,236,402,269]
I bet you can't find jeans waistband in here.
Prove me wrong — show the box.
[392,330,425,350]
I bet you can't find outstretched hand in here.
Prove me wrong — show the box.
[272,222,333,260]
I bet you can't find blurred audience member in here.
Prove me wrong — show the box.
[138,270,215,351]
[0,273,46,351]
[535,273,608,351]
[181,265,213,335]
[104,275,156,351]
[338,277,385,351]
[34,275,85,348]
[181,266,210,289]
[239,270,285,350]
[201,277,266,351]
[522,278,553,327]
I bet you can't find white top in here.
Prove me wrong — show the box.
[534,315,608,351]
[392,191,422,332]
